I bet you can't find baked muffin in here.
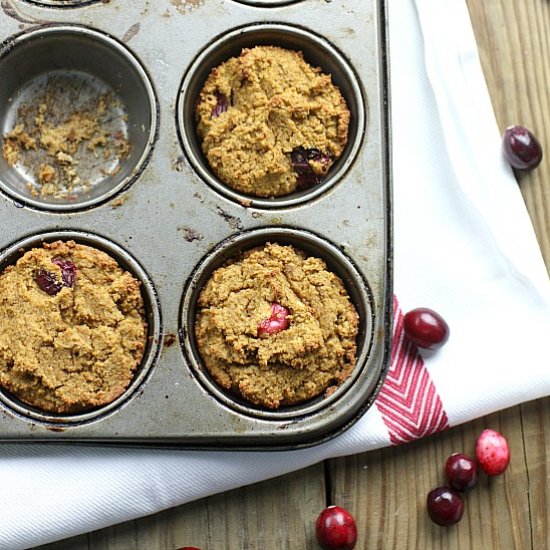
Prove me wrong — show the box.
[0,240,147,413]
[195,243,359,409]
[195,46,350,197]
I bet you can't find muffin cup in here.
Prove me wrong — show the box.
[0,230,162,426]
[0,25,158,211]
[177,23,365,209]
[180,227,375,420]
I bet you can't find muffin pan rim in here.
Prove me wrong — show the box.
[229,1,304,6]
[20,0,100,8]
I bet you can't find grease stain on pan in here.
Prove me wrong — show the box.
[171,0,205,13]
[122,23,141,43]
[164,334,177,348]
[1,0,48,24]
[178,226,204,243]
[216,207,244,231]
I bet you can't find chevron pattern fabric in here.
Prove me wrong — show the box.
[376,297,450,445]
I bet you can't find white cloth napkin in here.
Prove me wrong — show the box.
[4,0,550,548]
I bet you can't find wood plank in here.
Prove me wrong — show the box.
[520,398,550,549]
[329,407,531,549]
[466,2,550,544]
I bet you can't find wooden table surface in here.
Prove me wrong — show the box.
[37,1,550,548]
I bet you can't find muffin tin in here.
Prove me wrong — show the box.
[0,0,391,448]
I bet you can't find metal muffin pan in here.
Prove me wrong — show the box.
[0,0,391,448]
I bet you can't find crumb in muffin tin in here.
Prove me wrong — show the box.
[2,74,131,200]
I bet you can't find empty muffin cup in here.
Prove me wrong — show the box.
[0,25,158,211]
[180,227,374,420]
[0,231,161,425]
[177,23,365,209]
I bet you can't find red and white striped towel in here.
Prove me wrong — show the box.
[3,0,550,547]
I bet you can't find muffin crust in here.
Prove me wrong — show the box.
[196,46,350,197]
[195,243,359,409]
[0,240,147,413]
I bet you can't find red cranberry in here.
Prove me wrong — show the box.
[475,429,510,476]
[427,487,464,526]
[291,147,331,189]
[445,453,478,492]
[257,303,290,336]
[35,269,63,296]
[52,258,76,288]
[211,92,228,118]
[503,125,543,170]
[315,506,357,550]
[35,258,77,296]
[403,307,449,350]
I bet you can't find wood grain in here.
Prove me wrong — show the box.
[36,1,550,548]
